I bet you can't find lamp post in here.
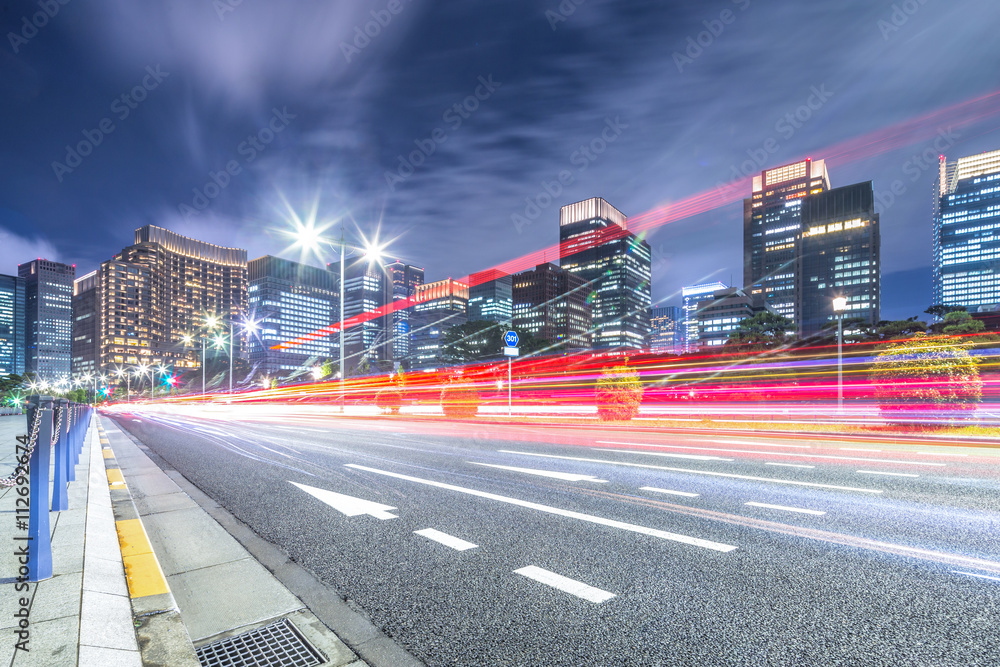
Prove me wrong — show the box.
[832,297,848,412]
[292,219,388,412]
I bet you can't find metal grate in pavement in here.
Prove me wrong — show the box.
[196,618,326,667]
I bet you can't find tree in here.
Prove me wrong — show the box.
[940,311,985,335]
[869,333,982,424]
[596,362,643,421]
[443,322,549,364]
[924,304,967,320]
[872,318,927,341]
[726,311,795,350]
[441,381,480,418]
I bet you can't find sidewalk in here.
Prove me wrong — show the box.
[0,411,390,666]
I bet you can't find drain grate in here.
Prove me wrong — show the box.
[196,618,326,667]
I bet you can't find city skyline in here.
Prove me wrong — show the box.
[3,1,1000,322]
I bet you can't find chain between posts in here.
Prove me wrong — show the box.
[0,408,43,488]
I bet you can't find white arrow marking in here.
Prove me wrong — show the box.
[289,481,398,520]
[469,462,607,483]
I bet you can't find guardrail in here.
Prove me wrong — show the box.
[6,396,93,582]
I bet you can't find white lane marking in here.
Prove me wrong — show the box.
[640,487,699,498]
[345,464,737,552]
[922,451,969,457]
[514,566,615,603]
[597,442,945,467]
[709,439,811,449]
[840,447,882,452]
[765,462,815,469]
[131,419,141,422]
[500,450,883,494]
[289,481,398,519]
[951,570,1000,583]
[414,528,478,551]
[856,470,919,478]
[469,462,607,483]
[745,501,826,516]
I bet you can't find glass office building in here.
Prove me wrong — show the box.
[511,263,591,348]
[409,279,468,370]
[248,255,338,375]
[19,259,75,380]
[681,282,727,353]
[468,269,513,325]
[744,159,831,325]
[0,275,25,375]
[799,182,881,336]
[934,149,1000,308]
[559,197,651,350]
[386,260,425,364]
[648,305,682,354]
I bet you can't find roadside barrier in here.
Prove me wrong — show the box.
[2,395,93,582]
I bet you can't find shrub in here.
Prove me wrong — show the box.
[870,333,982,424]
[441,383,480,419]
[596,363,643,421]
[375,386,403,414]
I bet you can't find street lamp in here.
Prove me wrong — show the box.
[832,296,848,411]
[292,219,388,410]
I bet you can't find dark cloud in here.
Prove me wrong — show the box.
[1,0,999,320]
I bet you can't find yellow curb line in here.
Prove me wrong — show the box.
[115,519,171,598]
[107,468,126,487]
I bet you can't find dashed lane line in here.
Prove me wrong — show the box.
[514,566,615,604]
[598,441,947,467]
[501,450,883,494]
[469,461,607,483]
[345,464,738,553]
[745,501,826,516]
[414,528,478,551]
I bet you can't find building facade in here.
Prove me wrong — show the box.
[681,282,728,353]
[98,226,247,374]
[511,263,591,348]
[247,256,338,376]
[328,256,392,374]
[409,278,468,370]
[468,269,513,324]
[0,275,25,376]
[744,158,831,325]
[71,271,99,377]
[19,259,75,380]
[386,260,425,364]
[696,287,775,348]
[559,198,651,350]
[649,305,683,354]
[799,181,881,336]
[933,149,1000,309]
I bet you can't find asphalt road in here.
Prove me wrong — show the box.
[106,409,1000,667]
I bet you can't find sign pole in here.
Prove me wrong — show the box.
[508,357,512,418]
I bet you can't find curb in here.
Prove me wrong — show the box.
[97,419,201,667]
[108,413,424,667]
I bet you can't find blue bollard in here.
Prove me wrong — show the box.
[27,396,54,582]
[50,402,68,512]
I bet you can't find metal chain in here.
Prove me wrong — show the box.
[51,407,64,447]
[0,408,43,488]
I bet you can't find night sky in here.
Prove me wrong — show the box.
[3,0,1000,320]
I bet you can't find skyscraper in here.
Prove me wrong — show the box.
[409,278,468,370]
[799,182,881,336]
[71,271,99,377]
[744,159,831,324]
[247,256,338,376]
[468,269,513,324]
[385,260,425,364]
[681,282,727,353]
[648,306,682,354]
[559,197,651,349]
[19,259,75,379]
[328,256,392,374]
[933,149,1000,309]
[98,226,247,373]
[511,263,591,348]
[0,275,25,375]
[695,287,775,348]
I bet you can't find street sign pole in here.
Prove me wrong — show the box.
[502,331,519,418]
